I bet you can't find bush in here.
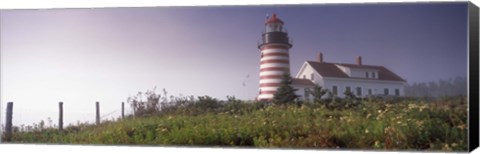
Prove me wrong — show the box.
[7,88,467,152]
[309,85,327,104]
[127,87,162,117]
[272,73,298,105]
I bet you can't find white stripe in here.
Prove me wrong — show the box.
[261,49,288,54]
[260,55,289,61]
[260,86,280,89]
[260,87,279,91]
[260,63,290,69]
[260,71,287,76]
[259,78,283,84]
[258,94,274,99]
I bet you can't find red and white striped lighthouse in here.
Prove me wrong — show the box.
[257,13,292,101]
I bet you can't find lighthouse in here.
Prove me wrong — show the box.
[257,13,293,101]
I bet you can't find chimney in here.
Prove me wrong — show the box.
[356,56,362,65]
[317,52,323,63]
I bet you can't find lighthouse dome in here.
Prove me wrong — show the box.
[265,13,284,25]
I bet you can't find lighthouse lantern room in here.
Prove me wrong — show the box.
[257,13,293,101]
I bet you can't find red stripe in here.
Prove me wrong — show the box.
[260,90,277,94]
[263,52,289,57]
[260,67,289,72]
[260,75,283,79]
[260,59,289,64]
[260,83,281,87]
[257,98,271,101]
[260,44,289,50]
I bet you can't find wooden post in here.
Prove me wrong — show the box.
[121,102,125,119]
[59,102,63,131]
[96,101,100,125]
[5,102,13,142]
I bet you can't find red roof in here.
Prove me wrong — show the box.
[265,13,284,25]
[306,61,406,82]
[292,78,316,86]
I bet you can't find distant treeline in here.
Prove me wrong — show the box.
[404,76,467,98]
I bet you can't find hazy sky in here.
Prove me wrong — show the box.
[0,2,468,126]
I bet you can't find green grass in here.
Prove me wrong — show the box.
[6,97,468,152]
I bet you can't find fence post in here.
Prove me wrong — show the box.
[121,102,125,119]
[5,102,13,142]
[59,102,63,131]
[96,101,100,125]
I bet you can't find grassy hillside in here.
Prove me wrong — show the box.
[5,96,468,152]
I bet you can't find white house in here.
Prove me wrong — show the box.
[255,14,406,101]
[292,53,406,101]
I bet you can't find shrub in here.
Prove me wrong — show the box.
[272,73,299,105]
[309,84,327,104]
[7,89,467,152]
[127,87,162,117]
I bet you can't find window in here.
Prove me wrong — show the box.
[372,72,376,78]
[303,75,306,79]
[267,23,282,32]
[345,86,351,93]
[365,72,369,78]
[395,89,400,96]
[368,89,372,95]
[384,88,389,95]
[304,88,310,99]
[356,87,362,96]
[310,73,314,80]
[272,23,282,32]
[332,86,338,96]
